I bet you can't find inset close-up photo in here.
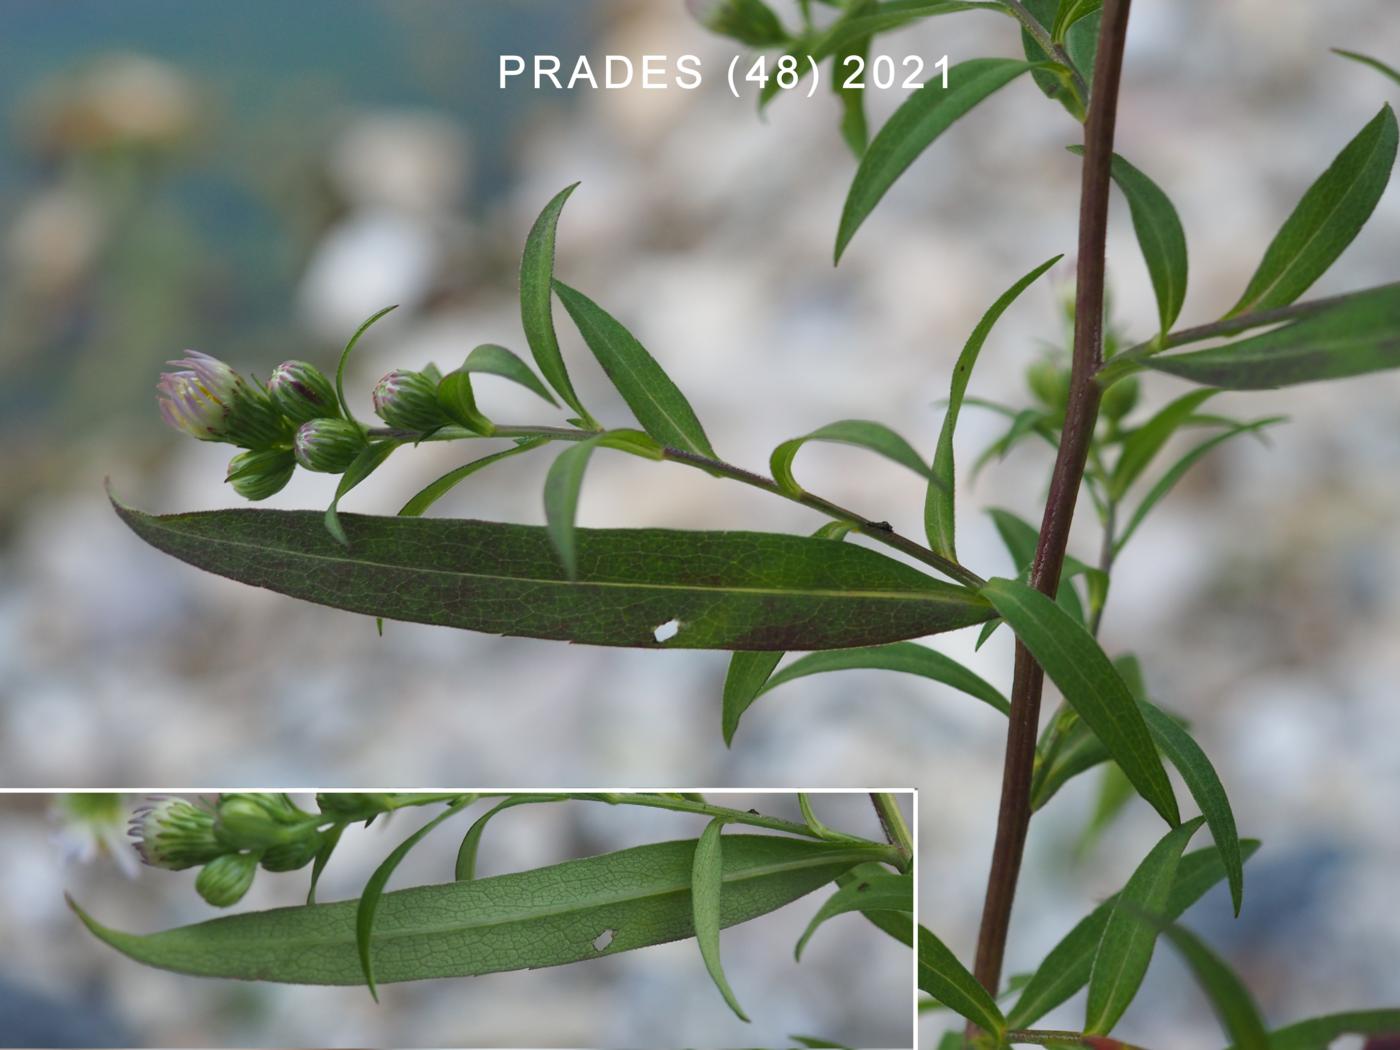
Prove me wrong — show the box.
[3,791,915,1048]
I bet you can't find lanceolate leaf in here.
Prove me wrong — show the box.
[1109,390,1217,500]
[833,0,875,156]
[692,820,749,1022]
[722,651,785,746]
[1333,49,1400,87]
[454,796,566,881]
[1085,817,1205,1034]
[1052,0,1103,44]
[1069,146,1187,336]
[1261,1009,1400,1050]
[927,255,1062,559]
[1006,840,1261,1029]
[543,437,603,579]
[324,441,399,546]
[917,925,1005,1036]
[986,508,1097,625]
[982,578,1180,827]
[554,280,716,457]
[459,344,559,407]
[335,304,399,422]
[72,836,885,986]
[835,59,1038,261]
[113,501,995,651]
[1152,920,1269,1050]
[1228,105,1397,315]
[771,420,932,498]
[1151,282,1400,389]
[795,872,912,960]
[520,184,591,421]
[398,438,550,518]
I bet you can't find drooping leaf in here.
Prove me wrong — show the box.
[1109,390,1217,500]
[927,255,1062,558]
[1332,48,1400,87]
[114,500,994,650]
[1069,146,1187,336]
[692,820,749,1022]
[72,836,885,986]
[834,862,915,950]
[795,871,912,959]
[554,280,716,457]
[723,651,785,746]
[1150,919,1269,1050]
[454,796,566,881]
[324,440,399,546]
[458,344,559,407]
[1228,105,1397,315]
[833,0,875,156]
[520,183,591,421]
[306,824,345,906]
[543,436,603,579]
[1261,1009,1400,1050]
[1006,840,1261,1029]
[835,59,1038,261]
[1052,0,1103,43]
[335,304,399,422]
[1085,817,1205,1034]
[1152,282,1400,389]
[357,797,475,999]
[770,419,932,498]
[917,925,1005,1036]
[398,438,550,518]
[983,577,1179,826]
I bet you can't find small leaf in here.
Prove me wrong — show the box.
[1152,281,1400,389]
[1020,0,1095,119]
[981,578,1180,827]
[1149,919,1270,1050]
[520,183,591,421]
[1007,841,1261,1028]
[358,796,475,999]
[436,370,494,435]
[398,438,550,518]
[543,436,603,578]
[836,59,1038,261]
[833,0,875,156]
[1085,817,1205,1034]
[455,796,565,881]
[798,794,840,840]
[1109,390,1217,500]
[73,835,887,986]
[554,280,716,457]
[795,871,912,960]
[917,925,1005,1036]
[1263,1009,1400,1050]
[771,419,932,498]
[1069,146,1187,336]
[306,824,345,905]
[927,255,1062,558]
[723,651,785,746]
[1228,105,1397,315]
[692,819,750,1022]
[335,305,399,422]
[461,343,559,407]
[1332,48,1400,87]
[324,440,399,546]
[1052,0,1103,44]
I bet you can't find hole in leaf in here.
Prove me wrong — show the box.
[592,928,615,951]
[652,618,682,643]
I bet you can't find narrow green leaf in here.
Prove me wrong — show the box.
[1085,817,1205,1033]
[460,343,559,407]
[1333,48,1400,87]
[1116,417,1284,552]
[1052,0,1103,43]
[306,824,345,906]
[543,436,603,579]
[795,871,912,959]
[835,862,914,950]
[324,440,399,547]
[927,255,1062,558]
[692,819,749,1022]
[554,280,716,457]
[723,651,785,746]
[1020,0,1095,119]
[73,835,886,986]
[455,796,566,881]
[756,642,1009,715]
[115,501,995,650]
[835,59,1037,261]
[771,419,932,498]
[1006,841,1261,1028]
[981,578,1180,827]
[918,925,1005,1036]
[335,305,399,422]
[1153,282,1400,389]
[1229,105,1397,315]
[397,438,549,518]
[1109,390,1217,500]
[1030,714,1111,811]
[986,508,1091,625]
[798,794,840,840]
[520,183,590,421]
[790,1036,852,1050]
[833,0,875,156]
[357,797,475,999]
[436,370,494,435]
[1151,920,1269,1050]
[1262,1009,1400,1050]
[1069,146,1187,336]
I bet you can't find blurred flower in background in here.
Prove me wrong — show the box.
[51,793,138,878]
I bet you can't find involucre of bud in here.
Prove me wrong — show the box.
[372,369,450,433]
[195,851,259,907]
[268,360,340,424]
[156,351,288,449]
[1099,374,1140,423]
[214,793,310,851]
[129,796,225,870]
[293,418,366,473]
[1026,358,1071,414]
[259,833,322,872]
[225,449,296,501]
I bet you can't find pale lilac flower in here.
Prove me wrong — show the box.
[156,351,286,448]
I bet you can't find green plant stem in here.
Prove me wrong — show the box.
[999,0,1090,105]
[1007,1029,1149,1049]
[971,0,1133,1003]
[869,792,914,869]
[366,424,986,589]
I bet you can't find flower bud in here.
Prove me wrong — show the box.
[1099,374,1140,423]
[1026,358,1071,414]
[129,796,224,870]
[156,351,288,449]
[214,793,309,851]
[372,369,450,433]
[260,833,322,873]
[226,449,296,501]
[268,360,340,424]
[686,0,788,47]
[293,418,366,474]
[195,851,259,907]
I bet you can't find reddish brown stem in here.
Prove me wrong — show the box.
[970,0,1135,998]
